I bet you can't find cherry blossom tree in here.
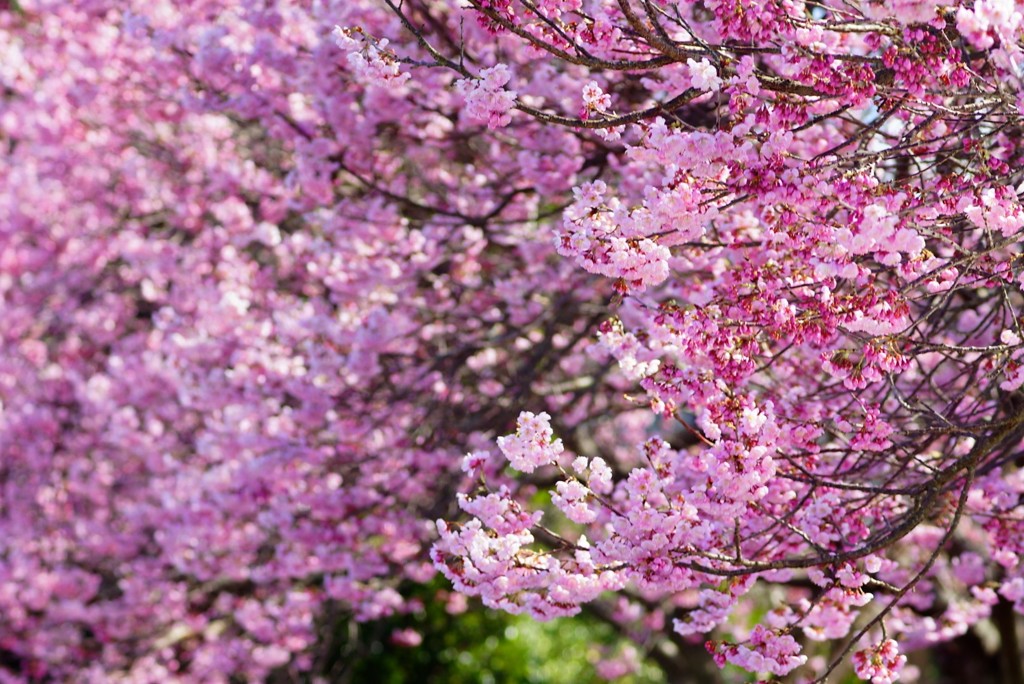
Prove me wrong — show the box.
[3,0,1024,682]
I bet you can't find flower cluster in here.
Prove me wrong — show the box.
[708,625,807,677]
[496,411,564,473]
[687,58,722,92]
[455,64,518,129]
[332,26,410,90]
[580,80,612,118]
[853,639,908,684]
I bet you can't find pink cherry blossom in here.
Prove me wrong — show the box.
[853,639,907,684]
[496,411,564,473]
[687,58,723,92]
[6,0,1024,681]
[455,64,517,129]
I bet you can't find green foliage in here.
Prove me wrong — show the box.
[334,581,665,684]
